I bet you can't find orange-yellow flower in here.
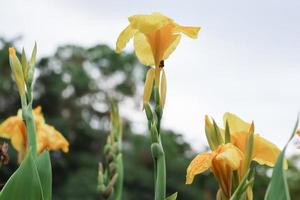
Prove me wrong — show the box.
[116,12,200,106]
[186,143,243,199]
[222,113,284,171]
[187,113,284,199]
[0,106,69,162]
[116,12,200,67]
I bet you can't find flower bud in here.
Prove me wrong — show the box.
[9,47,25,96]
[144,103,153,122]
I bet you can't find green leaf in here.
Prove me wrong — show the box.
[35,151,52,200]
[166,192,177,200]
[230,169,254,200]
[0,151,44,200]
[0,150,52,200]
[264,117,299,200]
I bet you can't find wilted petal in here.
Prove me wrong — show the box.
[36,132,48,154]
[0,116,25,139]
[143,68,155,104]
[223,113,251,133]
[133,32,155,66]
[115,25,135,53]
[33,106,45,124]
[176,26,201,39]
[33,106,69,153]
[37,124,69,153]
[10,129,27,152]
[159,69,167,108]
[216,143,243,170]
[186,152,212,184]
[129,12,171,34]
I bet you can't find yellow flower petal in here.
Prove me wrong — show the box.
[176,26,201,39]
[216,143,243,170]
[146,23,181,66]
[162,34,181,61]
[143,68,155,104]
[133,32,155,66]
[252,134,282,167]
[115,25,135,53]
[186,152,212,184]
[129,12,171,34]
[223,112,251,134]
[231,132,248,153]
[159,69,167,108]
[232,132,287,169]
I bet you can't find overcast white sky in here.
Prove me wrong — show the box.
[0,0,299,152]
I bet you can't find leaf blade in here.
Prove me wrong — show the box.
[264,117,299,200]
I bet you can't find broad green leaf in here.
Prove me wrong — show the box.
[0,151,44,200]
[35,151,52,200]
[264,117,299,200]
[166,192,177,200]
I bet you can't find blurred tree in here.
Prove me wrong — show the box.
[0,37,299,200]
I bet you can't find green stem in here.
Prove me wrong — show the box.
[114,153,123,200]
[151,142,166,200]
[155,141,166,200]
[24,106,37,157]
[232,171,240,193]
[21,92,37,157]
[152,153,157,193]
[146,86,166,200]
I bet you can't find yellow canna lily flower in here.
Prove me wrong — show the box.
[0,106,69,162]
[223,113,284,170]
[189,113,285,199]
[116,12,200,107]
[186,143,244,199]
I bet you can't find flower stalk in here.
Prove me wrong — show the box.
[8,44,38,158]
[145,86,166,200]
[98,101,123,200]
